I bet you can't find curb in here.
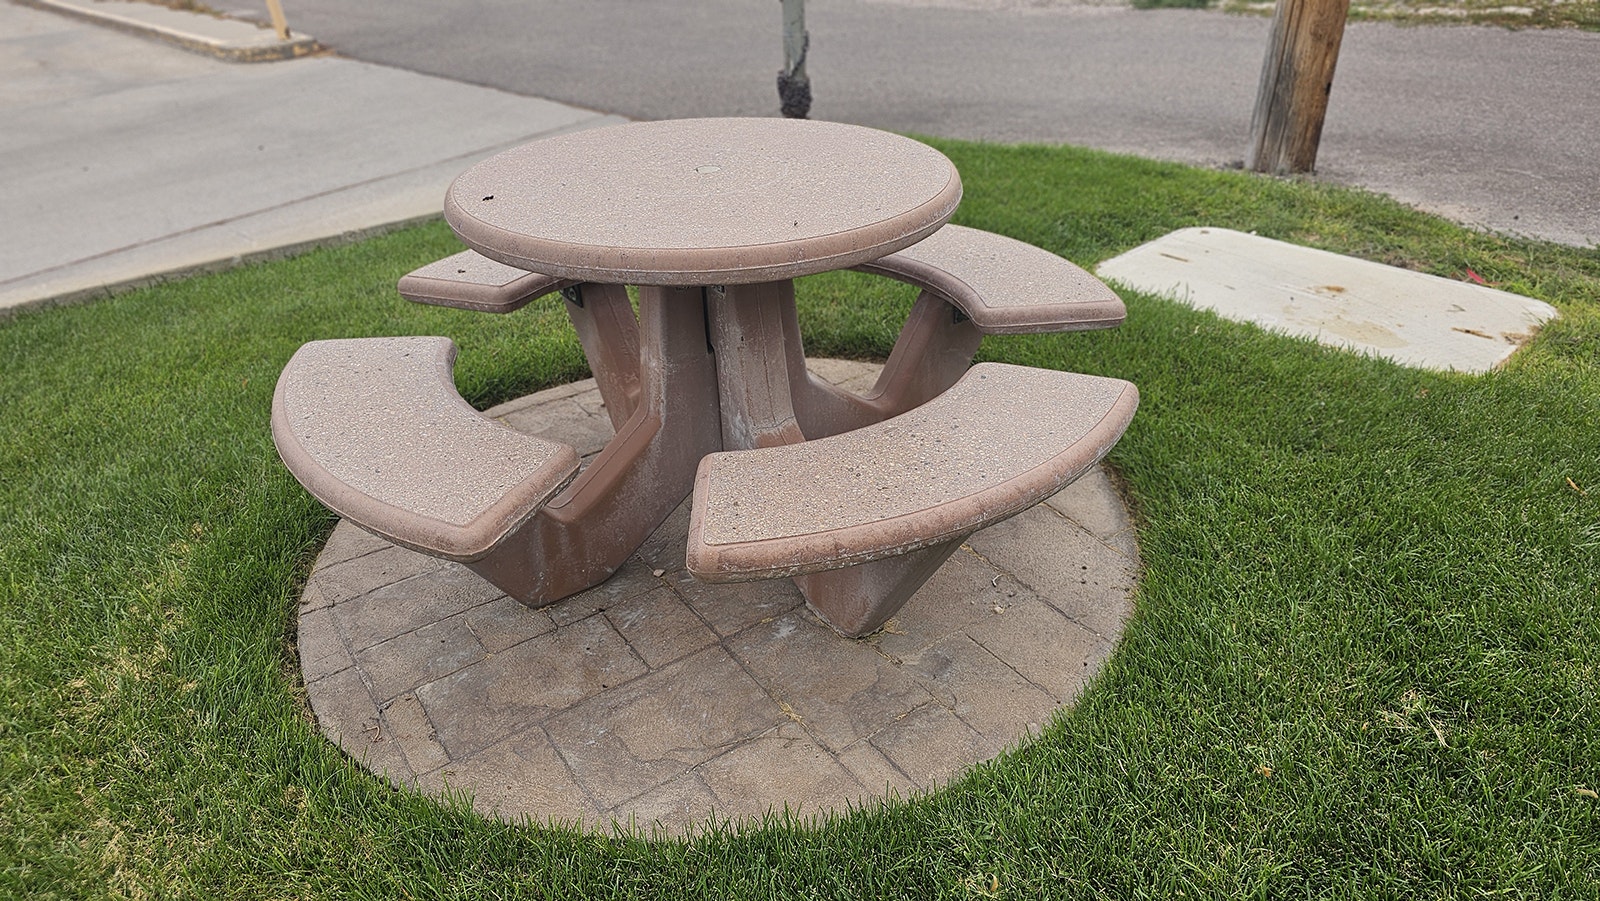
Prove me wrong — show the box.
[16,0,321,62]
[0,214,439,321]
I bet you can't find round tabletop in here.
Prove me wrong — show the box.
[444,118,963,286]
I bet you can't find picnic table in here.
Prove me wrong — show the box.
[272,118,1138,637]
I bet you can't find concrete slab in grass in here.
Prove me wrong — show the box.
[1095,227,1559,373]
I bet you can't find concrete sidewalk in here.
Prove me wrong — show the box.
[200,0,1600,251]
[0,0,623,313]
[3,0,1594,317]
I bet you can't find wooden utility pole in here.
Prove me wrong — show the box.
[1246,0,1351,175]
[778,0,811,118]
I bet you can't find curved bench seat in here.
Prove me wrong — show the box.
[687,362,1138,584]
[854,224,1126,334]
[271,336,580,561]
[398,250,571,313]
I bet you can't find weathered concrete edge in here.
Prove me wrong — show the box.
[16,0,322,62]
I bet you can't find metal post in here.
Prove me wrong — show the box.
[1246,0,1351,175]
[778,0,812,119]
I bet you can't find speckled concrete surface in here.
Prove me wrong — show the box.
[273,337,579,559]
[694,363,1132,547]
[856,224,1126,334]
[295,360,1141,836]
[445,119,961,286]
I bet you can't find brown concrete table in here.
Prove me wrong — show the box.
[441,117,965,606]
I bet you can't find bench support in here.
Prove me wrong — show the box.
[872,291,985,414]
[467,286,723,604]
[563,283,642,430]
[709,283,807,448]
[794,537,966,637]
[708,279,982,448]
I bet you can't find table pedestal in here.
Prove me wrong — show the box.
[466,287,720,604]
[467,275,991,625]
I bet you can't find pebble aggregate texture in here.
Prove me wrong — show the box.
[396,251,567,313]
[297,361,1141,835]
[856,224,1127,334]
[272,337,578,558]
[445,118,963,286]
[696,364,1132,548]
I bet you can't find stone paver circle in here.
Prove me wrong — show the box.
[295,360,1140,836]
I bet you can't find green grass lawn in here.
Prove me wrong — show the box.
[3,139,1598,899]
[1338,0,1600,30]
[1146,0,1600,30]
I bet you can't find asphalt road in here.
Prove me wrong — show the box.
[210,0,1599,248]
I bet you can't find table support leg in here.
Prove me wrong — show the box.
[780,288,983,439]
[708,282,807,449]
[465,286,722,605]
[563,283,641,430]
